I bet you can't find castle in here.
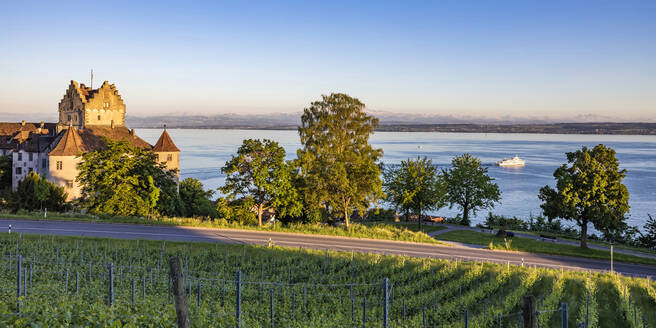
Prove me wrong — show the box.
[0,80,180,200]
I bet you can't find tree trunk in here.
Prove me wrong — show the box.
[257,204,263,227]
[580,219,588,248]
[462,203,469,226]
[344,207,349,228]
[418,206,422,232]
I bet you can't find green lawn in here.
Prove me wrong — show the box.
[510,229,656,255]
[436,230,656,266]
[0,211,442,245]
[385,222,447,234]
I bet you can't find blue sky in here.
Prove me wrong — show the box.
[1,1,654,120]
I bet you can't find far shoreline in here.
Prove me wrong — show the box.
[131,122,656,136]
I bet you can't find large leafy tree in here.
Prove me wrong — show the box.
[383,157,446,231]
[179,178,217,218]
[442,154,500,226]
[297,93,383,227]
[12,172,68,211]
[221,139,302,226]
[539,144,629,248]
[77,139,179,217]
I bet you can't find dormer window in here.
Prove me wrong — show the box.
[103,102,110,108]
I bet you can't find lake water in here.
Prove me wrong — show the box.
[136,129,656,230]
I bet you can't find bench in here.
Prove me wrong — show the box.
[539,234,557,242]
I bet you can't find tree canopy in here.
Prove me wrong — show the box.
[442,154,500,226]
[383,157,446,230]
[77,139,180,217]
[220,138,302,226]
[179,178,217,218]
[296,93,383,227]
[539,144,629,248]
[12,172,68,212]
[636,214,656,250]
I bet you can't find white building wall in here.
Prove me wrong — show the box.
[12,150,40,190]
[47,155,82,201]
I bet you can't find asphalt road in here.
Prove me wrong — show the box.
[2,218,655,277]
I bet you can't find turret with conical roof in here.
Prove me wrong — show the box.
[153,126,180,180]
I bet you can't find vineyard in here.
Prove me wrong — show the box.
[0,233,654,327]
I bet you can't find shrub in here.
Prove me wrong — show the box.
[484,213,527,230]
[366,208,396,222]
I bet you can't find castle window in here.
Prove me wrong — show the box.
[56,161,63,170]
[68,115,71,121]
[66,180,74,188]
[98,115,101,121]
[15,167,21,175]
[17,152,22,161]
[103,102,110,108]
[28,153,33,161]
[167,154,173,161]
[42,158,47,168]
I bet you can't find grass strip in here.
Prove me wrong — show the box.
[436,230,656,266]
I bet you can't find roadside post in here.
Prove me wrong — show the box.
[610,243,614,274]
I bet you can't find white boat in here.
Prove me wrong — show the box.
[496,155,525,167]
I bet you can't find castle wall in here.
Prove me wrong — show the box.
[83,84,126,127]
[11,150,43,190]
[47,155,82,201]
[58,84,86,129]
[155,151,180,180]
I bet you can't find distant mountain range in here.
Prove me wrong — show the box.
[1,112,654,135]
[123,112,656,135]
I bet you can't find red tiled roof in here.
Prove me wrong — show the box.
[152,130,180,152]
[49,127,87,156]
[49,126,153,156]
[79,126,152,150]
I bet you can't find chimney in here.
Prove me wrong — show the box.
[21,120,26,126]
[130,128,135,137]
[111,120,114,129]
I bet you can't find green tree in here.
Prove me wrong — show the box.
[221,139,302,226]
[539,144,629,248]
[216,196,257,225]
[442,154,501,226]
[77,139,179,217]
[383,157,446,231]
[12,172,68,211]
[637,214,656,250]
[297,93,383,227]
[0,156,12,190]
[179,178,217,218]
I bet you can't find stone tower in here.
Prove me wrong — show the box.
[153,128,180,180]
[58,80,126,131]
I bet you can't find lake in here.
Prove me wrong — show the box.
[136,129,656,230]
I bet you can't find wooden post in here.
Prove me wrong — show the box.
[521,295,537,328]
[169,257,190,328]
